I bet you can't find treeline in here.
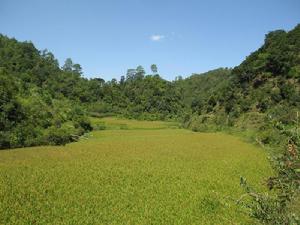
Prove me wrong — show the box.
[0,35,184,149]
[1,24,300,150]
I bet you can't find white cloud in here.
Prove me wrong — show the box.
[150,34,165,41]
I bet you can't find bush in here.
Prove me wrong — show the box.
[88,102,114,114]
[183,114,228,132]
[44,127,73,146]
[73,116,93,132]
[257,128,283,146]
[0,132,10,149]
[235,112,266,130]
[239,121,300,224]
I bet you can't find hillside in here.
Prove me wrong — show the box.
[0,35,93,149]
[181,25,300,147]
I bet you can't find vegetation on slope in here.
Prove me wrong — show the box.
[1,25,300,150]
[0,35,93,149]
[182,25,300,149]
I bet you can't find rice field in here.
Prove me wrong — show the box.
[0,117,272,224]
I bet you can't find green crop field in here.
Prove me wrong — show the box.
[0,118,272,224]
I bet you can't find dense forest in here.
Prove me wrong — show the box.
[1,24,299,150]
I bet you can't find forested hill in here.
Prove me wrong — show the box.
[181,25,300,136]
[0,35,94,149]
[1,24,300,149]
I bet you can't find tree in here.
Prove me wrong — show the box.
[120,75,125,85]
[62,58,73,72]
[126,69,136,81]
[72,63,82,75]
[41,49,59,67]
[151,64,158,74]
[175,75,183,81]
[136,65,145,79]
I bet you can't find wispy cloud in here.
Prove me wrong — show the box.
[150,34,165,41]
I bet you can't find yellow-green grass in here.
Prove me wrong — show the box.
[0,118,272,224]
[90,116,179,130]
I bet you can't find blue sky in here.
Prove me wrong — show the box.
[1,0,300,80]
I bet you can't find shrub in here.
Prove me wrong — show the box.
[239,120,300,224]
[73,116,93,132]
[44,127,73,146]
[0,132,10,149]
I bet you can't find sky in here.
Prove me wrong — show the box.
[0,0,300,81]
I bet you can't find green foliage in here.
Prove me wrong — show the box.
[2,24,299,150]
[237,113,300,224]
[150,64,158,74]
[0,34,92,149]
[182,25,300,143]
[239,138,300,224]
[44,126,73,146]
[73,116,93,133]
